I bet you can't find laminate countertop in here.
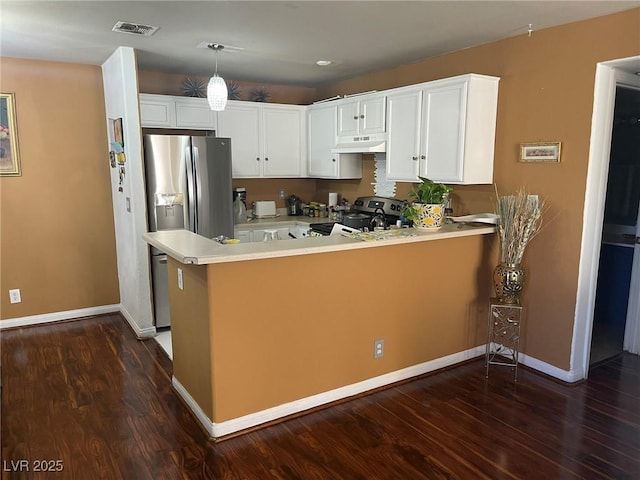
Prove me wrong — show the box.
[142,223,495,265]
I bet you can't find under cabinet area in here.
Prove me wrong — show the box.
[336,94,386,137]
[385,74,499,184]
[139,94,217,130]
[217,101,306,178]
[307,103,362,179]
[234,223,311,242]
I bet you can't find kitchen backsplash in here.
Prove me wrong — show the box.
[233,156,494,216]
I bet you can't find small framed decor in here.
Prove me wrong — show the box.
[519,142,561,163]
[0,93,21,176]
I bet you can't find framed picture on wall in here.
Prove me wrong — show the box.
[519,142,562,163]
[0,93,21,176]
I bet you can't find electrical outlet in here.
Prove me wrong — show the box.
[279,188,285,199]
[374,339,384,359]
[177,268,184,290]
[9,289,21,304]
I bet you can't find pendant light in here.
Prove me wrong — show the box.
[207,44,228,111]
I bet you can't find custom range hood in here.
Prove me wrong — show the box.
[331,133,387,154]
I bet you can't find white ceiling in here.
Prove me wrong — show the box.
[1,1,638,87]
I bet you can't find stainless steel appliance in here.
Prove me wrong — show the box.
[309,196,406,235]
[287,195,303,216]
[144,134,233,328]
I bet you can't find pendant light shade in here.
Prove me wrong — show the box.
[207,74,227,111]
[206,44,227,111]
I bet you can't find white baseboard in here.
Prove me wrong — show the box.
[0,304,120,330]
[172,376,214,437]
[487,342,581,383]
[172,345,486,439]
[520,353,583,383]
[119,305,156,338]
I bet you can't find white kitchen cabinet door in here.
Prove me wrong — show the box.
[420,75,498,184]
[174,97,217,130]
[217,102,262,177]
[420,82,466,183]
[234,229,252,243]
[307,103,362,179]
[262,106,304,177]
[386,89,422,181]
[308,104,338,177]
[337,100,360,137]
[337,95,386,137]
[139,94,175,128]
[250,227,292,242]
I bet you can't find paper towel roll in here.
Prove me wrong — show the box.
[328,192,338,207]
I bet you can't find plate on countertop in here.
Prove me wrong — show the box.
[447,213,498,225]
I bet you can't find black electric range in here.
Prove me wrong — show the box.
[309,196,406,236]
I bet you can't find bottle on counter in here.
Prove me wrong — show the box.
[233,196,247,224]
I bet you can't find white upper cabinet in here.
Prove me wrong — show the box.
[174,98,217,129]
[337,94,386,137]
[139,94,217,130]
[307,103,362,179]
[217,101,305,178]
[139,94,175,128]
[386,89,423,181]
[385,74,499,184]
[217,102,261,176]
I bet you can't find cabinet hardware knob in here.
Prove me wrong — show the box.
[256,157,260,161]
[332,158,336,162]
[265,157,269,161]
[421,155,426,160]
[360,114,365,119]
[412,156,418,161]
[353,116,358,120]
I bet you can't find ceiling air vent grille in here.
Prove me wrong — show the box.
[112,21,159,36]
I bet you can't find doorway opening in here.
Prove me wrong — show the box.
[590,86,640,366]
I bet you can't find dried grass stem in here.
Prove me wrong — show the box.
[495,187,544,264]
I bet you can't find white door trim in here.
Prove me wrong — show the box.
[572,56,640,378]
[622,77,640,355]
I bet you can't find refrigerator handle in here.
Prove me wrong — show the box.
[192,144,204,236]
[185,145,197,233]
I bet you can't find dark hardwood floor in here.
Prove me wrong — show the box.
[2,314,639,479]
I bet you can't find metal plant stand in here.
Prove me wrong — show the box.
[485,299,523,380]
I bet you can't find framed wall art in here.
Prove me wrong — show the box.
[0,93,21,176]
[519,142,562,163]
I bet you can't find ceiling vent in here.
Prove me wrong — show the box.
[112,21,159,36]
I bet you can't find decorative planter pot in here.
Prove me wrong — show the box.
[412,203,445,229]
[493,263,526,305]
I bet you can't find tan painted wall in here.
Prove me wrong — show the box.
[315,9,640,370]
[168,258,214,419]
[0,58,120,319]
[205,235,494,422]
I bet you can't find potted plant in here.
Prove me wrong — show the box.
[403,177,454,229]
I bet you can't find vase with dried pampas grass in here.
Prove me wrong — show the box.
[493,187,545,304]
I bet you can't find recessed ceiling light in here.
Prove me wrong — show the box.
[316,60,332,67]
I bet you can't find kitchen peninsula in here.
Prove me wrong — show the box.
[143,224,496,439]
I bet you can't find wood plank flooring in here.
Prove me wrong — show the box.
[1,313,639,479]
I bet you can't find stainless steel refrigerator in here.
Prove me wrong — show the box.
[143,135,233,328]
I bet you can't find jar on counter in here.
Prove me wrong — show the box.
[319,204,327,217]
